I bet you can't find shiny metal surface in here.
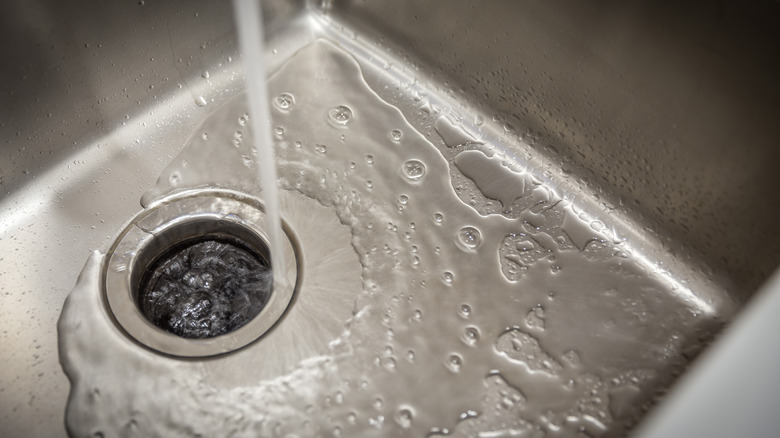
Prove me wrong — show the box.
[1,0,779,436]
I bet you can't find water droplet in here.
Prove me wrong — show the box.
[390,129,403,142]
[433,212,444,224]
[195,96,207,107]
[525,306,545,330]
[383,356,397,371]
[238,113,249,126]
[274,126,285,137]
[328,105,353,125]
[365,155,374,165]
[442,271,454,283]
[395,408,414,429]
[168,172,180,186]
[366,180,373,189]
[273,92,294,111]
[314,144,327,154]
[201,132,208,141]
[232,131,243,147]
[369,415,384,429]
[459,304,472,318]
[398,195,408,205]
[201,71,210,79]
[562,349,582,367]
[447,354,463,372]
[457,226,482,249]
[402,160,426,180]
[462,326,480,346]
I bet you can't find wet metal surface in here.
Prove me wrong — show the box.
[2,0,780,436]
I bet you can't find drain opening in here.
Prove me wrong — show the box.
[106,192,298,358]
[138,237,272,339]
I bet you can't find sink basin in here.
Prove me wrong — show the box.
[2,0,779,436]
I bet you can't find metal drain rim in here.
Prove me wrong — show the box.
[103,189,299,358]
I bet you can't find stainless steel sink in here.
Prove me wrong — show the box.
[2,0,779,436]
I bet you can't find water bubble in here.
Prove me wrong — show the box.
[365,155,375,165]
[395,408,414,429]
[328,105,353,125]
[273,92,295,111]
[402,160,426,180]
[447,354,463,372]
[462,326,480,346]
[195,96,207,107]
[457,226,482,249]
[433,212,444,224]
[459,304,472,318]
[390,129,403,142]
[442,271,454,283]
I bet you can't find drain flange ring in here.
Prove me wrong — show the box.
[103,190,298,358]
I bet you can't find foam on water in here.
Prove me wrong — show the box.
[59,40,716,436]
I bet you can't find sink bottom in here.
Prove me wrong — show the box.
[57,38,728,437]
